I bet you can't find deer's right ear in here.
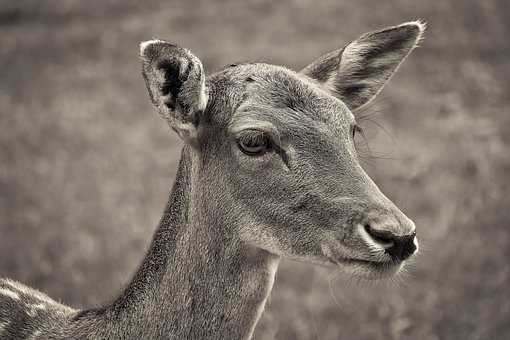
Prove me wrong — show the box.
[140,40,207,144]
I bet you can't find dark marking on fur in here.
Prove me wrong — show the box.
[340,84,368,98]
[158,60,183,111]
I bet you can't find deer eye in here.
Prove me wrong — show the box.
[236,130,272,156]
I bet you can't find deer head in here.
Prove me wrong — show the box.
[140,21,424,280]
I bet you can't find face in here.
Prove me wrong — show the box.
[198,65,417,279]
[140,21,425,280]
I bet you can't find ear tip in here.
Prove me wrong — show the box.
[397,20,427,46]
[140,39,181,58]
[399,20,427,35]
[139,39,163,57]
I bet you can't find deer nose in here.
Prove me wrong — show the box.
[364,224,417,262]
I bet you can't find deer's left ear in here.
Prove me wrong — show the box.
[301,21,425,110]
[140,40,207,144]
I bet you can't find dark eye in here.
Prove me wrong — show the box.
[237,130,272,156]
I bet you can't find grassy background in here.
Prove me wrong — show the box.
[1,1,509,339]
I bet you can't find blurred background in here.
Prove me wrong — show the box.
[1,1,509,339]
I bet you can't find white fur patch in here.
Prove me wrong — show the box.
[139,39,165,56]
[357,223,393,251]
[0,288,19,300]
[398,20,427,47]
[413,236,420,253]
[4,280,55,304]
[198,82,208,112]
[4,279,24,291]
[32,303,46,310]
[28,330,42,340]
[0,320,9,332]
[27,303,47,317]
[398,20,427,34]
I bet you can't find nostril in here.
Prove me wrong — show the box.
[363,224,418,261]
[386,232,417,262]
[364,224,394,246]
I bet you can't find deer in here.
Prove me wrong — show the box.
[0,21,424,339]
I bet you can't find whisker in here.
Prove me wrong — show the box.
[327,267,345,311]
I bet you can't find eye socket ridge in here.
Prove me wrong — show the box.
[236,129,273,156]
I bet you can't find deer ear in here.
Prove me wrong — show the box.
[301,21,425,110]
[140,40,207,144]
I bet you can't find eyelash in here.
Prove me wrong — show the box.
[236,131,273,156]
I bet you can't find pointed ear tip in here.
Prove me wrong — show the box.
[399,20,427,35]
[139,39,166,57]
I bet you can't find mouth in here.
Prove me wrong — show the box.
[329,257,404,280]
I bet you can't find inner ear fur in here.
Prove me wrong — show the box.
[140,40,208,143]
[301,21,425,110]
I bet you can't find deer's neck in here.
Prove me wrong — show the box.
[74,146,279,339]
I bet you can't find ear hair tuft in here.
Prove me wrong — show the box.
[396,20,427,48]
[398,19,427,34]
[140,39,164,57]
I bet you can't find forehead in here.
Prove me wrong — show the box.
[208,64,355,134]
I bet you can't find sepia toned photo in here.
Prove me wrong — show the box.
[0,1,508,339]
